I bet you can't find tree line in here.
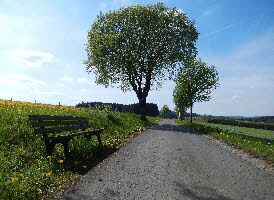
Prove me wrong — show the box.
[76,102,159,117]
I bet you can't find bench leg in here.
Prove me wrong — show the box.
[62,139,71,157]
[45,140,54,156]
[96,134,102,146]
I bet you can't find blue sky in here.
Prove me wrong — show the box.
[0,0,273,116]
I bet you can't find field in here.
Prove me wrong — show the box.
[0,100,159,200]
[176,119,274,164]
[197,122,274,140]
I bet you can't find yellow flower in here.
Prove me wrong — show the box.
[47,156,52,159]
[11,177,18,183]
[268,143,271,145]
[74,161,78,165]
[45,172,52,177]
[19,174,24,178]
[83,165,87,168]
[58,159,64,163]
[57,148,62,153]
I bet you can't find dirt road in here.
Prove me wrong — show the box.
[60,120,273,200]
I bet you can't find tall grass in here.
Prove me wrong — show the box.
[0,100,159,199]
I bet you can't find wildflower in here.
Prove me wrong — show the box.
[268,143,271,145]
[58,159,64,163]
[12,177,18,183]
[57,148,62,153]
[248,141,251,143]
[45,173,52,177]
[47,156,52,159]
[83,165,87,168]
[253,148,257,150]
[19,174,24,178]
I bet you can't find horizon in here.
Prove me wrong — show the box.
[1,0,274,117]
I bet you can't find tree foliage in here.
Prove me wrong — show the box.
[160,105,171,118]
[173,82,190,120]
[174,59,219,122]
[84,3,198,119]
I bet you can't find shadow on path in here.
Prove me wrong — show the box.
[150,123,202,135]
[175,182,234,200]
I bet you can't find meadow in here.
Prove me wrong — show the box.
[175,119,274,164]
[0,100,159,200]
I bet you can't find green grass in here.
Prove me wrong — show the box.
[0,100,160,200]
[175,120,274,164]
[196,122,274,140]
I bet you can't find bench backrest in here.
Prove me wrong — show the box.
[29,115,89,135]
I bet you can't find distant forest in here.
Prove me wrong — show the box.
[75,102,159,117]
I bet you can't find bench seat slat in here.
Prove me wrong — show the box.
[48,128,105,140]
[35,125,90,134]
[29,115,85,121]
[31,120,89,127]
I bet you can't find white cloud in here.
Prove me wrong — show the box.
[0,74,46,89]
[112,0,132,8]
[80,88,88,92]
[231,31,274,59]
[77,77,90,84]
[232,95,240,103]
[60,76,73,82]
[201,24,234,38]
[200,4,219,18]
[9,50,53,68]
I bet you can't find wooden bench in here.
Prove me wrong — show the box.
[29,115,105,157]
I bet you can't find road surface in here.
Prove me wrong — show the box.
[59,120,273,200]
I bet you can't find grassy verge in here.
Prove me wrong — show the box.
[0,100,160,200]
[175,120,274,164]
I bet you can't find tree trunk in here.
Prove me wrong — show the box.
[190,105,193,123]
[179,113,183,121]
[138,96,147,120]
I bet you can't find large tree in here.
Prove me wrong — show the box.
[84,3,198,119]
[175,59,219,123]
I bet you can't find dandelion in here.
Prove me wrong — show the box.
[12,177,18,183]
[83,165,87,168]
[58,159,64,163]
[45,173,52,177]
[19,174,24,178]
[268,143,271,145]
[47,156,52,159]
[57,148,62,153]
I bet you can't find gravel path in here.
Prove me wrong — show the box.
[60,120,273,200]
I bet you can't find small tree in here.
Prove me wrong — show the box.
[173,83,190,120]
[160,105,171,118]
[175,59,219,123]
[84,3,198,120]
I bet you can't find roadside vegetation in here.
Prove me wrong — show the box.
[207,117,274,131]
[175,118,274,164]
[0,99,159,200]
